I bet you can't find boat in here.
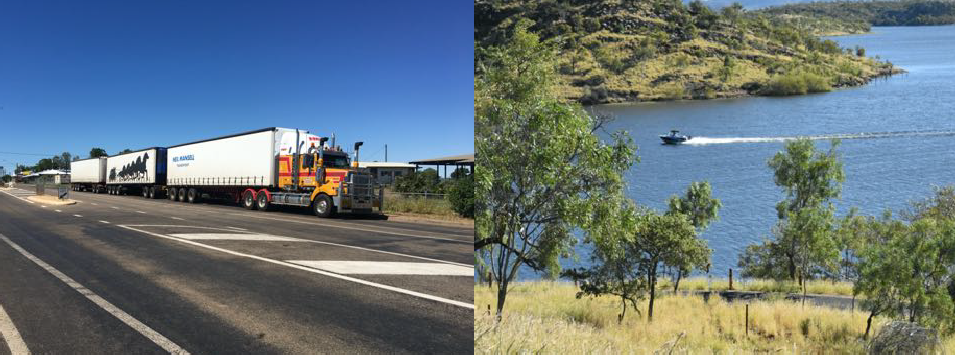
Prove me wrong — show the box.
[660,130,691,145]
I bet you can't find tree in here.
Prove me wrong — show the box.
[665,181,721,290]
[120,149,133,154]
[856,217,955,338]
[474,19,637,316]
[633,211,707,321]
[89,147,107,158]
[768,138,844,282]
[564,206,708,323]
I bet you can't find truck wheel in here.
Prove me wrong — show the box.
[178,188,187,202]
[242,190,256,210]
[142,187,150,198]
[168,188,177,201]
[148,186,156,199]
[256,191,271,211]
[313,194,334,218]
[187,188,199,203]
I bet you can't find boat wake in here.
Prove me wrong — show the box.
[682,129,955,145]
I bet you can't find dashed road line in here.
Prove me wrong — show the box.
[226,226,246,231]
[41,206,47,208]
[91,203,98,206]
[136,211,146,214]
[73,215,83,218]
[55,209,62,213]
[118,225,473,309]
[0,234,189,354]
[111,207,120,209]
[99,221,111,224]
[170,217,184,221]
[0,301,29,354]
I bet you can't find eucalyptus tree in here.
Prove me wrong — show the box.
[474,19,637,316]
[665,181,721,291]
[768,138,844,284]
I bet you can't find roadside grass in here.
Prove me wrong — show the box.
[383,193,457,217]
[474,282,955,353]
[665,277,855,296]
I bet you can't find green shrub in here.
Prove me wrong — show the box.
[448,174,474,218]
[762,72,831,96]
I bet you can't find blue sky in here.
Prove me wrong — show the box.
[0,1,473,172]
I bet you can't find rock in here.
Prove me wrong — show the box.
[867,321,940,355]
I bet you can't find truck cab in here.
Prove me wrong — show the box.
[273,140,382,217]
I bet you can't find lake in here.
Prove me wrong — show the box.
[519,26,955,280]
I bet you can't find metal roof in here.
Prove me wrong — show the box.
[408,154,474,165]
[358,162,417,168]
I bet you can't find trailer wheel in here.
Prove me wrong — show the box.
[242,190,256,210]
[168,188,177,200]
[256,191,271,211]
[313,194,334,218]
[142,187,150,198]
[178,188,187,202]
[187,188,199,203]
[148,186,156,199]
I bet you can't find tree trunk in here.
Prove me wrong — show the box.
[496,281,507,321]
[673,270,683,293]
[648,266,657,322]
[618,297,626,324]
[864,311,876,340]
[787,253,797,282]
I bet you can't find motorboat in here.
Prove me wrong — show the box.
[660,130,691,145]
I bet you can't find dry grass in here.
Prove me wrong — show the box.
[667,277,855,296]
[383,194,457,217]
[474,282,955,353]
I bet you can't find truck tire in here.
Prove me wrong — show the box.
[256,191,271,212]
[187,188,199,203]
[168,188,177,201]
[177,188,187,202]
[242,190,256,210]
[148,186,156,199]
[313,194,334,218]
[142,187,150,198]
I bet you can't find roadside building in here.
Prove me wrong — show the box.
[408,154,474,178]
[358,162,417,185]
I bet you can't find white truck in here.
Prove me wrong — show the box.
[69,157,107,193]
[104,147,167,198]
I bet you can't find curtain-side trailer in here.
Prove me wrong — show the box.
[104,147,167,198]
[165,127,382,217]
[69,157,107,193]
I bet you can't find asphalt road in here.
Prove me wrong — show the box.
[0,184,473,354]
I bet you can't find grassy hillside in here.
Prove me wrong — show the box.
[474,282,955,353]
[475,0,901,105]
[762,0,955,27]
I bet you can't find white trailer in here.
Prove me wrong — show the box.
[105,147,167,198]
[70,157,107,193]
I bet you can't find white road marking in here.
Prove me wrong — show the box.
[91,203,98,206]
[111,207,119,209]
[119,225,473,309]
[136,211,146,214]
[41,206,46,208]
[73,215,83,218]
[168,233,301,242]
[0,190,36,204]
[0,301,29,355]
[233,213,470,244]
[99,221,110,224]
[287,261,474,276]
[226,226,247,231]
[55,209,62,213]
[170,217,184,221]
[0,234,189,354]
[128,225,467,266]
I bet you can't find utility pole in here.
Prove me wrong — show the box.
[385,144,388,162]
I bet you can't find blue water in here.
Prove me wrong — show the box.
[517,26,955,280]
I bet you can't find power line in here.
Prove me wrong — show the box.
[0,151,57,157]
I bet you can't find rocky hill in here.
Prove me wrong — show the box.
[475,0,902,105]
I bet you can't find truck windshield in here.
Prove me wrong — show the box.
[322,153,350,169]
